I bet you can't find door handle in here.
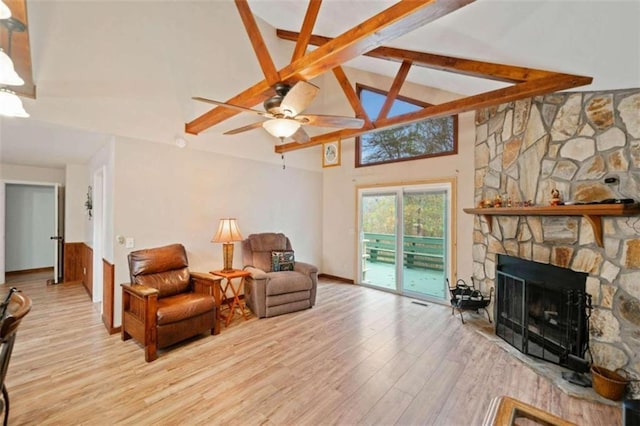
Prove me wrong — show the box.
[50,236,63,240]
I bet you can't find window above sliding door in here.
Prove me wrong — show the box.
[355,84,458,168]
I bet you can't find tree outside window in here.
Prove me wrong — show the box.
[356,84,457,167]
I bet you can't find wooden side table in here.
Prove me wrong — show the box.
[209,269,251,327]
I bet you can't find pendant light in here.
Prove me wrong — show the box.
[0,16,28,118]
[0,87,28,117]
[0,1,10,20]
[0,48,24,86]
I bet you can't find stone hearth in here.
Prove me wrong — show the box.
[472,88,640,398]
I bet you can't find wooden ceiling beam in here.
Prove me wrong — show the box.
[275,73,592,153]
[377,59,412,121]
[185,0,474,135]
[280,0,475,83]
[290,0,322,63]
[234,0,280,86]
[276,29,555,83]
[331,66,373,128]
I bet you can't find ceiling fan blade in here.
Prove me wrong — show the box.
[281,81,319,116]
[291,127,310,144]
[192,97,272,117]
[224,121,265,135]
[298,114,365,129]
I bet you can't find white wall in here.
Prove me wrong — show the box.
[319,67,476,283]
[1,164,65,184]
[5,184,55,272]
[111,136,322,326]
[25,0,320,172]
[64,164,89,243]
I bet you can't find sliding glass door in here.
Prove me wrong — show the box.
[358,181,453,301]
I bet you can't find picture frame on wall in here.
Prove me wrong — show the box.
[322,140,341,168]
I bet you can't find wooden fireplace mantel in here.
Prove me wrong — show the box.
[463,203,640,247]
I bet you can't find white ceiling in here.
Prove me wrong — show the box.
[1,118,109,168]
[1,0,639,170]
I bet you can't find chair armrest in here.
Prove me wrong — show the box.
[294,261,318,276]
[121,283,159,298]
[190,272,222,289]
[244,266,268,280]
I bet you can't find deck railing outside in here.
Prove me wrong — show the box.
[363,232,444,270]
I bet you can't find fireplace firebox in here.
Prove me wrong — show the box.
[495,255,591,371]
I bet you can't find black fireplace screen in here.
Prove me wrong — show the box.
[496,256,591,370]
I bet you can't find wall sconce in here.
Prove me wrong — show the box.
[85,186,93,219]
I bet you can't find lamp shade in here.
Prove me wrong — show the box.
[0,88,28,118]
[0,49,24,86]
[262,118,300,139]
[211,218,243,243]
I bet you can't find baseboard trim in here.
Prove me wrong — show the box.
[6,266,54,276]
[318,273,354,284]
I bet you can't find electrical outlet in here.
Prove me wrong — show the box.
[125,237,135,248]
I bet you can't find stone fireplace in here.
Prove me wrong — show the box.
[472,88,640,397]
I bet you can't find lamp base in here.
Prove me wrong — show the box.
[221,242,235,272]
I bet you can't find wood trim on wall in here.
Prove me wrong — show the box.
[83,245,93,297]
[318,273,354,284]
[102,259,119,334]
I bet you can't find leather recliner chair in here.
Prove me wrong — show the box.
[121,243,221,362]
[241,233,318,318]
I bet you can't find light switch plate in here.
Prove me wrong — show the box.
[125,237,134,248]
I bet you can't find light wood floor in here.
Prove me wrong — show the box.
[3,277,620,425]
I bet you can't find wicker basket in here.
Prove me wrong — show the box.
[591,366,628,400]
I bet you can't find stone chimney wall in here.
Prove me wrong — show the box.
[472,89,640,396]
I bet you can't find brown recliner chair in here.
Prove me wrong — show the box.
[241,233,318,318]
[121,244,221,362]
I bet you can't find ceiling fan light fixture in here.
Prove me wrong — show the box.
[0,87,29,117]
[262,118,300,139]
[0,1,10,19]
[0,49,24,86]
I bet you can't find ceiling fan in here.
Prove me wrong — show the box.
[193,81,364,143]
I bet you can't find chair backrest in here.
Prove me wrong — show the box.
[0,290,32,395]
[242,233,292,272]
[128,244,191,298]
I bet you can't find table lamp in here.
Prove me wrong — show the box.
[212,218,243,272]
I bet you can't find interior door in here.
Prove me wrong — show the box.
[51,184,65,283]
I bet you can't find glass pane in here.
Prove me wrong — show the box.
[401,191,446,299]
[360,193,397,290]
[357,87,456,167]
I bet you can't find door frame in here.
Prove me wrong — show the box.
[1,179,62,283]
[92,166,106,304]
[355,177,457,301]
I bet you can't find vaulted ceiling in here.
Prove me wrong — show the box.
[1,0,638,169]
[184,0,596,154]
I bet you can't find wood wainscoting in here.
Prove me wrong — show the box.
[63,242,84,284]
[64,242,117,333]
[102,259,119,334]
[63,242,93,295]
